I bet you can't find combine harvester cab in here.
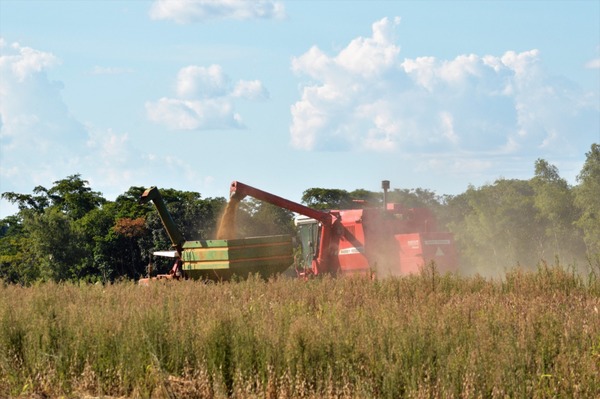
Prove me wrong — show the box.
[139,186,293,282]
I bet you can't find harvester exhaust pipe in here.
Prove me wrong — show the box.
[382,180,390,210]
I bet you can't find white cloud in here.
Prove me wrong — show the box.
[146,65,265,130]
[146,97,243,130]
[0,40,60,82]
[0,40,166,213]
[0,41,139,198]
[439,111,459,144]
[585,58,600,69]
[401,57,437,91]
[336,16,401,78]
[0,40,87,185]
[0,40,249,218]
[232,80,268,100]
[291,46,333,80]
[290,95,327,150]
[176,65,229,99]
[149,0,285,24]
[289,17,599,159]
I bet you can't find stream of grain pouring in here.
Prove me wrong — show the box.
[216,198,240,239]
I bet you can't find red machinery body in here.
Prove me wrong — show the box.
[230,181,458,278]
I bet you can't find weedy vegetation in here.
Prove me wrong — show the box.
[1,261,599,398]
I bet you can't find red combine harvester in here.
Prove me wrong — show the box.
[229,180,458,278]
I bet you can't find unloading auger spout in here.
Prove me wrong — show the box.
[139,186,185,255]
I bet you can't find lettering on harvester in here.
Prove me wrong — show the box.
[407,240,420,249]
[339,247,365,255]
[424,240,451,245]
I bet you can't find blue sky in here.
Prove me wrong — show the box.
[1,0,599,218]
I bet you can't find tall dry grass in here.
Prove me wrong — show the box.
[1,261,599,398]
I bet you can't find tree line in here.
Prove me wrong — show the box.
[1,144,598,284]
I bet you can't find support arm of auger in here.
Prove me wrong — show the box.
[229,181,338,275]
[139,187,185,255]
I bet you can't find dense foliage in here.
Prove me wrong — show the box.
[0,176,228,283]
[1,266,598,398]
[1,144,599,283]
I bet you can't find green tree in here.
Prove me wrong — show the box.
[73,206,119,281]
[0,215,32,283]
[23,207,83,281]
[1,176,107,282]
[1,187,49,214]
[112,186,151,219]
[388,187,444,209]
[575,143,600,256]
[302,187,384,209]
[530,159,584,262]
[236,198,295,237]
[448,179,543,275]
[40,174,106,219]
[387,187,449,228]
[301,188,353,210]
[349,188,382,207]
[1,179,231,282]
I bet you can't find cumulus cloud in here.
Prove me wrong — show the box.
[585,58,600,69]
[146,64,267,130]
[149,0,285,24]
[176,65,229,99]
[146,97,243,130]
[232,80,268,100]
[0,40,243,218]
[0,40,60,82]
[0,40,87,183]
[0,40,159,209]
[290,17,599,161]
[0,41,125,192]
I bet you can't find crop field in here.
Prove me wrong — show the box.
[1,263,599,399]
